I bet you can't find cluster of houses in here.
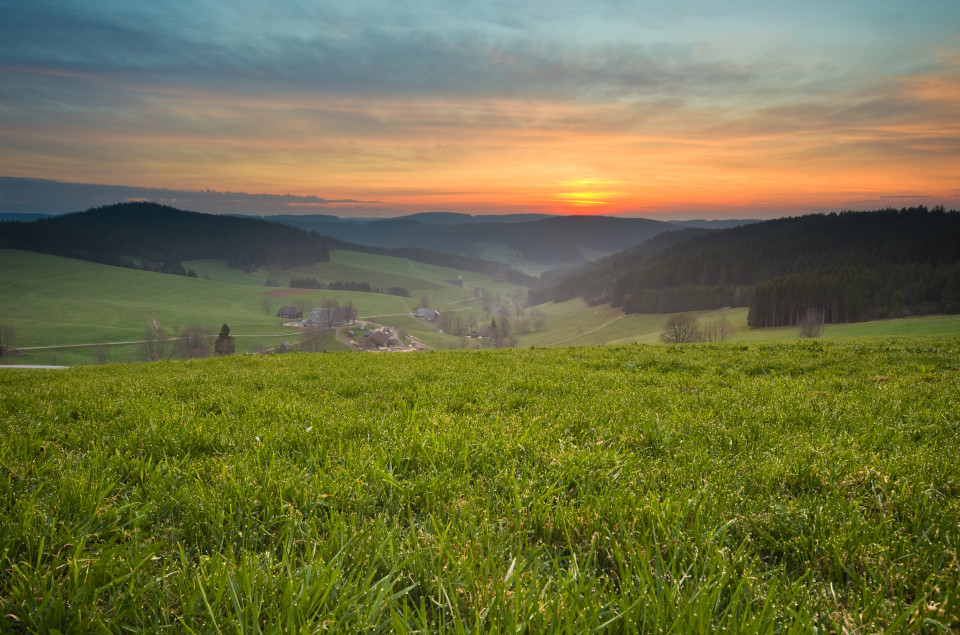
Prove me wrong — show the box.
[276,305,357,326]
[362,327,400,349]
[277,304,411,350]
[279,305,438,325]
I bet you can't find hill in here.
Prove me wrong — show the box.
[532,207,960,325]
[0,202,537,285]
[1,341,958,630]
[271,214,676,271]
[0,213,52,222]
[0,201,330,272]
[0,247,539,364]
[379,212,555,225]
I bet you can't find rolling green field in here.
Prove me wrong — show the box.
[0,250,528,363]
[3,249,959,366]
[1,340,958,632]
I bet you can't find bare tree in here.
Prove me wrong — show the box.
[343,300,356,324]
[93,342,109,365]
[261,297,273,315]
[293,299,310,317]
[321,298,340,328]
[0,323,14,361]
[717,315,734,341]
[659,313,702,344]
[301,324,326,352]
[798,308,825,338]
[141,319,168,362]
[702,315,735,342]
[173,324,212,359]
[419,293,431,309]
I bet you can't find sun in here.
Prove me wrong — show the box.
[553,179,626,210]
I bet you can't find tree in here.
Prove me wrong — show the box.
[141,319,167,362]
[261,297,273,315]
[419,293,431,309]
[173,324,212,359]
[659,313,702,344]
[301,324,326,352]
[319,298,340,328]
[0,323,14,361]
[93,342,109,365]
[214,323,236,356]
[702,315,735,342]
[294,299,310,317]
[798,307,825,338]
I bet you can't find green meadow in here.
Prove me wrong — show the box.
[2,249,959,366]
[1,340,958,632]
[0,250,519,363]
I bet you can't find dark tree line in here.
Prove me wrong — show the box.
[288,278,410,297]
[529,207,960,323]
[748,263,960,327]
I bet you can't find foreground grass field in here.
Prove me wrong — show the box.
[1,340,958,632]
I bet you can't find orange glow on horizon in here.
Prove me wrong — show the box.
[2,75,957,216]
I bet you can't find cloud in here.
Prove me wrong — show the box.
[0,177,376,215]
[2,1,959,216]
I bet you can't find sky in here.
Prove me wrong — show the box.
[1,1,958,218]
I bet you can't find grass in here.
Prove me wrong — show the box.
[3,249,959,365]
[519,304,960,347]
[185,252,446,295]
[1,339,958,632]
[0,250,289,347]
[0,250,530,362]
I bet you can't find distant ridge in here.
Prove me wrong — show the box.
[0,213,52,222]
[667,219,759,230]
[271,213,676,267]
[0,202,538,285]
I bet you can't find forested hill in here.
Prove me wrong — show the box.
[530,207,960,324]
[0,202,539,285]
[0,202,330,274]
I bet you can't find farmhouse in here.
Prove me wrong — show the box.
[416,307,439,321]
[364,329,394,349]
[309,306,358,326]
[276,306,302,319]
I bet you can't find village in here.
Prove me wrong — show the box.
[274,303,435,352]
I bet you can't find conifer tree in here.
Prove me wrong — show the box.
[214,323,235,356]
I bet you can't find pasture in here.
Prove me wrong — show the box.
[1,340,958,631]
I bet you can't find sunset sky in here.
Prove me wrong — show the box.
[1,1,958,218]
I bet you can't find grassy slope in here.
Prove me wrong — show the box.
[1,340,957,631]
[3,249,957,364]
[517,303,960,348]
[0,250,530,361]
[0,251,280,347]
